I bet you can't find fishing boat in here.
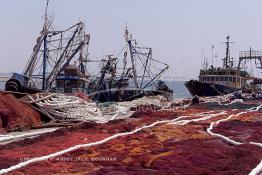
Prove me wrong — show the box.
[5,12,173,102]
[54,26,173,102]
[185,36,262,97]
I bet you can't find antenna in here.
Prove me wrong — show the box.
[211,45,214,66]
[124,21,129,41]
[44,0,50,26]
[201,48,204,69]
[205,56,208,70]
[214,54,218,66]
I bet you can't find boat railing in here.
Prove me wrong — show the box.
[239,50,262,58]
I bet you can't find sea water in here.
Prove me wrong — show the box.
[165,80,191,99]
[0,82,4,90]
[0,80,191,99]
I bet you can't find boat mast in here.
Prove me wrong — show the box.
[42,0,49,90]
[223,36,234,68]
[125,26,139,89]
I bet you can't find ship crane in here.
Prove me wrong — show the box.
[238,47,262,70]
[238,47,262,85]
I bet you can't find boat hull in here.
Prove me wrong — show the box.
[89,89,173,102]
[185,80,239,97]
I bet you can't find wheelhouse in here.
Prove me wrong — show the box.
[198,67,250,89]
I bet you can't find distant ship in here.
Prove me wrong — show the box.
[185,36,262,97]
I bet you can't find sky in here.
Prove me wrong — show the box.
[0,0,262,80]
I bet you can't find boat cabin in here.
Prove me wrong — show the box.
[198,67,250,89]
[55,65,88,93]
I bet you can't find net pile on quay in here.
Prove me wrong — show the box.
[0,91,261,174]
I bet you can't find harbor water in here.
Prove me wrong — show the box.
[0,82,4,90]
